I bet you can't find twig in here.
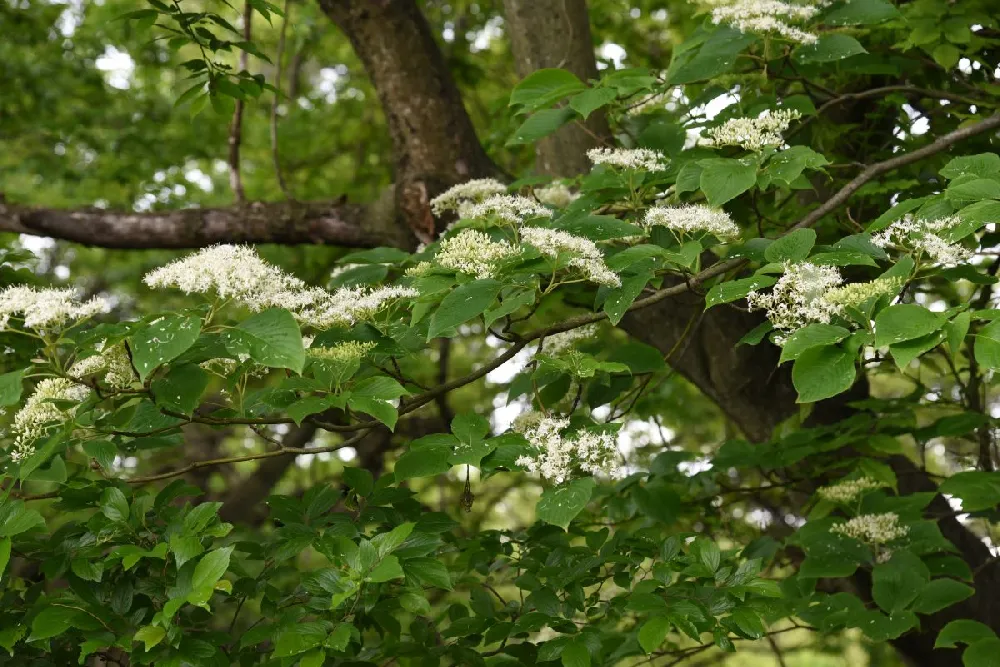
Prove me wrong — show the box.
[227,0,251,203]
[270,0,295,200]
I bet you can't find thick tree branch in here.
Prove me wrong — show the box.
[0,197,406,249]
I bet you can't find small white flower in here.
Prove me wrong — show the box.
[295,285,419,329]
[872,215,972,265]
[307,340,376,363]
[0,286,108,332]
[535,183,579,208]
[540,324,599,357]
[69,341,136,390]
[707,0,826,44]
[824,277,904,309]
[747,262,843,333]
[703,109,801,151]
[515,416,622,483]
[429,179,508,216]
[587,148,667,172]
[434,230,519,279]
[466,194,552,224]
[521,227,621,288]
[830,512,908,545]
[644,204,741,240]
[10,378,90,461]
[817,477,882,503]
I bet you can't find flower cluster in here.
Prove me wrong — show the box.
[9,378,90,462]
[521,227,621,287]
[0,285,108,332]
[872,215,972,265]
[145,245,416,330]
[703,109,801,151]
[434,230,519,279]
[535,183,579,208]
[830,512,909,545]
[514,416,622,483]
[307,340,376,364]
[540,324,599,357]
[747,262,843,334]
[587,147,667,172]
[644,204,741,240]
[817,477,882,503]
[429,179,508,217]
[69,341,136,390]
[707,0,826,44]
[296,285,419,329]
[144,245,319,313]
[467,194,552,224]
[824,276,904,309]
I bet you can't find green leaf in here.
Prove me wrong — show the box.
[762,146,828,187]
[151,364,209,416]
[561,640,590,667]
[966,639,1000,667]
[403,557,453,590]
[874,304,945,347]
[371,523,415,558]
[872,551,929,613]
[910,578,974,614]
[939,472,1000,512]
[129,314,202,381]
[779,324,850,363]
[394,442,453,482]
[975,320,1000,369]
[935,619,996,648]
[133,625,166,652]
[450,412,495,466]
[226,308,305,373]
[274,621,329,657]
[300,649,326,667]
[569,87,619,119]
[822,0,899,25]
[100,487,130,523]
[941,154,1000,181]
[792,345,856,403]
[794,34,867,63]
[191,546,233,592]
[946,178,1000,206]
[536,477,596,529]
[326,622,353,651]
[638,616,671,653]
[667,27,757,85]
[367,554,404,582]
[889,330,946,369]
[947,311,972,356]
[705,275,777,309]
[510,69,585,110]
[604,271,651,325]
[698,157,758,206]
[558,215,643,241]
[508,108,576,145]
[692,538,721,572]
[765,228,816,263]
[0,538,9,581]
[428,279,502,340]
[29,606,77,641]
[0,370,25,407]
[0,501,46,538]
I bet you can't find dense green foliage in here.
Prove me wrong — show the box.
[2,1,1000,666]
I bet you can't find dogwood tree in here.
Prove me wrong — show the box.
[1,1,999,666]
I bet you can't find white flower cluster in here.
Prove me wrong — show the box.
[69,341,136,390]
[0,285,108,332]
[429,179,508,216]
[824,276,904,309]
[435,230,519,279]
[872,215,972,265]
[535,183,579,209]
[707,0,827,44]
[830,512,909,545]
[521,227,621,287]
[467,194,552,224]
[703,109,801,151]
[817,477,882,503]
[144,245,416,330]
[540,324,599,357]
[514,416,623,483]
[9,378,90,462]
[747,262,843,333]
[296,285,419,329]
[144,245,320,313]
[644,204,741,240]
[587,148,667,172]
[307,340,376,363]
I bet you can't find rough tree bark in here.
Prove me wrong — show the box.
[502,0,610,176]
